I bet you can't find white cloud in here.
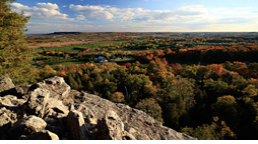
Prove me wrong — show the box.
[36,2,59,10]
[69,4,114,19]
[11,2,73,21]
[11,3,31,11]
[174,5,207,16]
[12,2,258,32]
[69,4,214,24]
[75,15,87,21]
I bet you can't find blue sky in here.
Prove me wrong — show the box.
[11,0,258,33]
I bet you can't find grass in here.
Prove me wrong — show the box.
[114,58,135,62]
[35,41,124,52]
[114,58,136,65]
[50,60,88,67]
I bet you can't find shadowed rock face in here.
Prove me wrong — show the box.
[0,77,15,96]
[0,76,197,140]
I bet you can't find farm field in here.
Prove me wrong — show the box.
[4,0,258,140]
[27,32,258,140]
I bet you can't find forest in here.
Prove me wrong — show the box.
[2,0,258,140]
[27,32,258,140]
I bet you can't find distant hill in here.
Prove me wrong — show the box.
[46,32,84,35]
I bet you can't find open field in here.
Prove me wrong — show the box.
[25,32,258,140]
[34,41,125,52]
[27,41,90,49]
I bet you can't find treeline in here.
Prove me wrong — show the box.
[135,46,258,64]
[36,59,258,140]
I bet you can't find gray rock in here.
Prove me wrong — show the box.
[76,93,196,140]
[0,76,197,140]
[0,107,18,139]
[14,85,31,99]
[126,128,150,140]
[0,95,26,107]
[35,76,72,105]
[0,108,13,127]
[0,77,15,94]
[10,115,47,139]
[75,102,95,119]
[19,130,59,140]
[97,110,125,140]
[121,131,136,140]
[44,98,69,119]
[25,88,50,118]
[0,95,15,107]
[66,110,90,140]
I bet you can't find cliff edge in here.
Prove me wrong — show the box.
[0,76,196,140]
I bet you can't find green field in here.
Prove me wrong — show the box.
[35,41,124,52]
[50,61,88,67]
[114,58,135,64]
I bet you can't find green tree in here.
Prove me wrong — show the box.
[159,76,195,129]
[163,97,186,130]
[0,0,36,84]
[39,65,56,79]
[135,98,163,122]
[160,76,196,109]
[68,74,78,90]
[124,74,150,106]
[181,117,236,140]
[212,95,239,130]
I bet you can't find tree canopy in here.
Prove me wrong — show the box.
[0,0,35,84]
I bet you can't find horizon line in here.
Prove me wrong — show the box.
[25,31,258,35]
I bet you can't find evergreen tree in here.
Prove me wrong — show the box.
[0,0,36,84]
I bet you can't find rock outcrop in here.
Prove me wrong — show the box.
[0,76,196,140]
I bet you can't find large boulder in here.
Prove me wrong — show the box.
[96,110,125,140]
[14,85,31,99]
[44,98,69,119]
[0,95,26,107]
[0,77,197,140]
[0,108,14,127]
[75,92,196,140]
[0,107,18,139]
[19,130,59,140]
[0,77,15,95]
[24,88,50,118]
[9,115,47,139]
[66,110,90,140]
[32,76,72,105]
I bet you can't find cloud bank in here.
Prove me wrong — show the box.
[11,2,258,33]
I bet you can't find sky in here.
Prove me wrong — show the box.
[10,0,258,34]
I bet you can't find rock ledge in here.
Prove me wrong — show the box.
[0,76,196,140]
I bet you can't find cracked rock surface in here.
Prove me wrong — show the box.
[0,76,196,140]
